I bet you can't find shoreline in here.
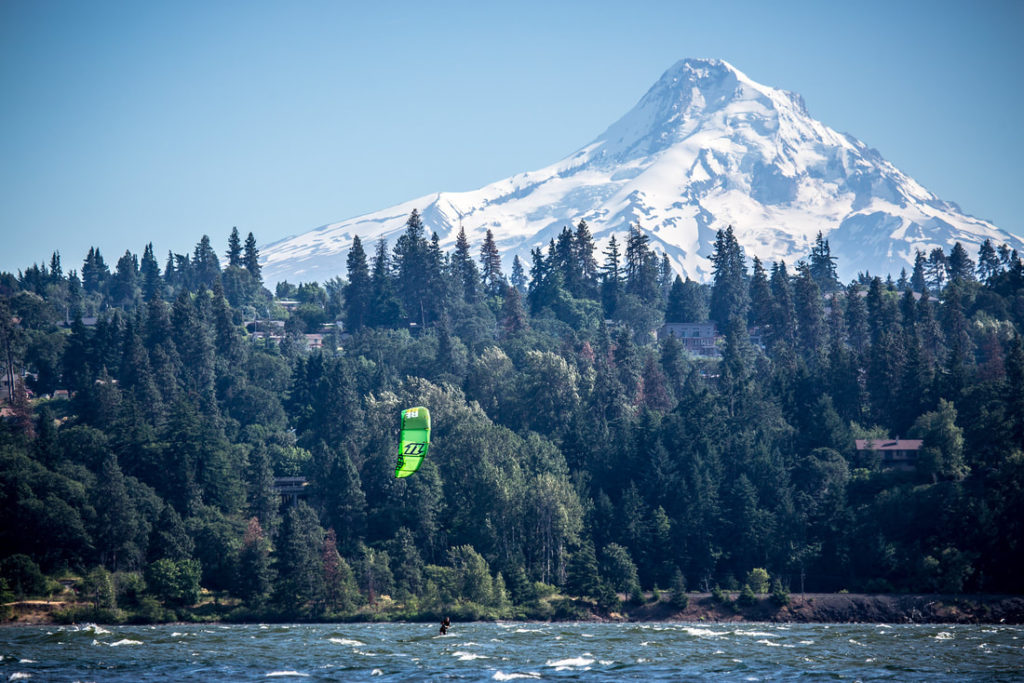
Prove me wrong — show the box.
[5,593,1024,627]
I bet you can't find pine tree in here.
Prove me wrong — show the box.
[624,224,660,304]
[226,227,243,268]
[192,235,222,289]
[237,517,274,607]
[343,236,371,332]
[499,286,530,336]
[140,243,163,302]
[976,239,1000,281]
[367,239,403,327]
[911,250,928,292]
[81,247,109,294]
[565,539,602,598]
[510,255,527,294]
[479,228,504,297]
[947,242,975,283]
[709,226,749,327]
[322,528,358,612]
[748,257,773,328]
[574,219,599,298]
[392,210,430,325]
[274,502,326,611]
[452,226,481,303]
[243,232,262,284]
[926,248,947,291]
[600,236,623,317]
[808,232,839,292]
[93,453,138,570]
[794,263,826,363]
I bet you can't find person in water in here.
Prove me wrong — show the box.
[439,616,451,635]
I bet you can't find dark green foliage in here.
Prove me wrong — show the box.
[2,228,1024,621]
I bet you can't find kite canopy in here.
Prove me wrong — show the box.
[395,406,430,478]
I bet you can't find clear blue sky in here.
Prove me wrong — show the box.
[2,0,1021,276]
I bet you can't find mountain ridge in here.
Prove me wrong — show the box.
[260,58,1023,285]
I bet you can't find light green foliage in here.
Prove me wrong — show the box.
[746,568,770,594]
[144,559,201,607]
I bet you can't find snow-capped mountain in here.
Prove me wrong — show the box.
[260,58,1023,285]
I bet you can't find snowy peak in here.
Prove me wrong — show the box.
[260,58,1024,286]
[589,59,807,163]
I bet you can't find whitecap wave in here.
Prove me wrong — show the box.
[546,656,594,670]
[681,626,729,637]
[454,651,488,661]
[328,638,365,646]
[265,672,310,678]
[110,639,143,646]
[493,672,541,681]
[9,674,32,681]
[935,631,954,640]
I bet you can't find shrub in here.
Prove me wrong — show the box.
[737,584,758,607]
[746,568,770,594]
[770,579,790,607]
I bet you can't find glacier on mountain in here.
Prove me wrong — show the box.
[260,58,1023,285]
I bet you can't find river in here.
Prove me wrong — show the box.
[2,621,1022,681]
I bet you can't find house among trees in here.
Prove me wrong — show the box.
[659,322,720,357]
[855,438,923,471]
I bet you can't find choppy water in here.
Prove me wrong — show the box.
[1,621,1023,681]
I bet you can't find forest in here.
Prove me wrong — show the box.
[1,212,1023,623]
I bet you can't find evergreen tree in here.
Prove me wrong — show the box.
[81,247,110,294]
[322,528,358,612]
[911,250,928,292]
[226,227,243,268]
[600,236,623,317]
[748,257,773,328]
[243,232,262,284]
[109,250,139,308]
[976,239,1000,282]
[574,219,599,298]
[479,228,504,297]
[794,263,826,363]
[140,243,163,302]
[274,502,326,611]
[709,226,749,327]
[510,255,527,294]
[343,236,371,332]
[451,226,481,303]
[93,453,138,570]
[237,516,274,607]
[624,224,660,304]
[367,239,403,327]
[926,248,947,291]
[392,210,431,325]
[565,538,602,598]
[947,242,975,283]
[191,235,221,290]
[808,232,840,292]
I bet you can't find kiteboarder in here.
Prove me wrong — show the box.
[440,616,451,635]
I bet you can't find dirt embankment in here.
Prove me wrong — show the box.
[5,593,1024,626]
[3,600,74,625]
[625,593,1024,624]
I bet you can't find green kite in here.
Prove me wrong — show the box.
[395,406,430,478]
